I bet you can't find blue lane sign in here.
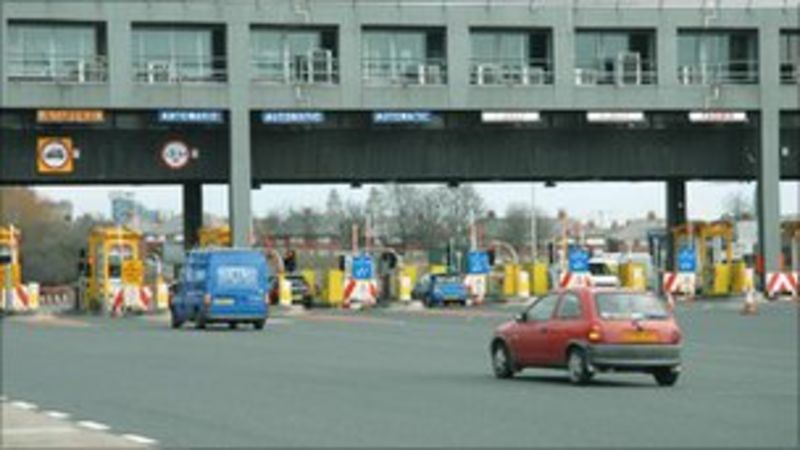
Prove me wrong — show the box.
[261,111,325,124]
[373,111,434,124]
[466,251,490,274]
[677,246,696,273]
[352,255,374,280]
[158,110,224,124]
[568,247,590,273]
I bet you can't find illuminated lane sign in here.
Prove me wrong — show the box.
[688,111,748,123]
[587,112,646,123]
[481,111,541,123]
[373,111,434,124]
[261,111,325,124]
[158,110,224,124]
[37,109,105,123]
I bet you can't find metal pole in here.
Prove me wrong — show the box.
[530,183,537,263]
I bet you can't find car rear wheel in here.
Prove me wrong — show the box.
[567,348,593,385]
[653,368,680,386]
[253,319,265,330]
[491,342,515,379]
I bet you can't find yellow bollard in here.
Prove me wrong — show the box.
[399,274,412,302]
[530,262,549,296]
[711,264,731,296]
[27,283,40,311]
[155,279,169,310]
[629,264,646,291]
[402,266,418,287]
[279,274,293,306]
[326,270,344,306]
[516,269,530,297]
[301,269,317,297]
[731,261,747,294]
[503,264,518,297]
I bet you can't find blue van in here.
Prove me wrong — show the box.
[411,273,469,307]
[170,249,269,330]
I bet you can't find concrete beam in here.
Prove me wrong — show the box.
[227,21,252,248]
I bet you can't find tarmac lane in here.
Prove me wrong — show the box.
[1,303,797,447]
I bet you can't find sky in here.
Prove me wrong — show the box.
[34,181,800,223]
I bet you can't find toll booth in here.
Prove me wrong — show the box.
[0,225,38,313]
[85,226,150,314]
[672,221,735,295]
[198,226,231,247]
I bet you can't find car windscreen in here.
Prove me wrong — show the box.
[589,263,613,276]
[435,276,461,285]
[215,265,260,290]
[595,293,668,320]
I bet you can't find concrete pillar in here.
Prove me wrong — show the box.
[106,15,132,107]
[183,183,202,250]
[553,8,576,89]
[665,179,687,271]
[757,25,782,275]
[227,21,252,247]
[656,23,678,87]
[447,19,469,106]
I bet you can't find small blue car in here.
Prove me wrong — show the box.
[412,273,468,307]
[170,249,269,330]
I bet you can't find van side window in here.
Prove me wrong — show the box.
[556,294,582,319]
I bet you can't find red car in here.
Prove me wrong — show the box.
[490,288,682,386]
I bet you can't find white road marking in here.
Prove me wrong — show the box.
[122,433,159,445]
[77,420,111,431]
[45,410,70,420]
[11,401,37,410]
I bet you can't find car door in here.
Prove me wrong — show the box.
[544,292,586,365]
[513,294,560,366]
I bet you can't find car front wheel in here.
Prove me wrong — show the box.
[253,319,266,330]
[653,368,680,386]
[567,348,593,385]
[491,342,515,379]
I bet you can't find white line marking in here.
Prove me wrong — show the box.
[77,420,110,431]
[2,426,76,436]
[122,434,159,445]
[45,410,70,420]
[11,401,37,410]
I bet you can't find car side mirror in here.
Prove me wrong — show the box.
[515,312,527,323]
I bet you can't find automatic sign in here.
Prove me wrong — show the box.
[352,255,374,280]
[568,248,590,273]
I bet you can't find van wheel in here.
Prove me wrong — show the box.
[170,308,184,329]
[195,315,207,330]
[567,348,593,385]
[653,368,680,386]
[228,322,237,330]
[491,342,515,379]
[253,319,265,330]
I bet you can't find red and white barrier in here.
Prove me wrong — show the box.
[765,272,798,298]
[110,285,152,315]
[1,284,39,313]
[662,272,696,297]
[464,274,487,304]
[343,278,377,308]
[559,272,592,289]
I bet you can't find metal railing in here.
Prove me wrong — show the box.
[469,58,554,86]
[677,61,759,85]
[132,55,227,84]
[6,54,108,83]
[574,54,658,86]
[362,57,448,85]
[251,50,339,84]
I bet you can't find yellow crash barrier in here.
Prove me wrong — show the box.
[710,263,731,296]
[301,269,317,297]
[529,262,549,296]
[429,264,447,275]
[398,274,412,302]
[619,263,647,291]
[503,264,519,297]
[730,261,749,294]
[402,266,418,288]
[516,269,530,297]
[278,274,293,306]
[325,270,344,306]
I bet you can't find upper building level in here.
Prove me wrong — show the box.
[1,0,798,111]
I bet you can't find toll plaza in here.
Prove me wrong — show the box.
[0,225,39,313]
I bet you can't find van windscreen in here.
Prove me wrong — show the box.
[215,266,260,290]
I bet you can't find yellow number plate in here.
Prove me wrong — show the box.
[214,298,234,306]
[622,330,659,343]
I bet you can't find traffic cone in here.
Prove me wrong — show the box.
[740,289,758,315]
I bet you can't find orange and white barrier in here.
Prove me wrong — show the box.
[110,285,152,315]
[559,272,592,289]
[464,274,487,304]
[1,284,39,313]
[765,272,798,298]
[662,272,696,298]
[343,278,377,308]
